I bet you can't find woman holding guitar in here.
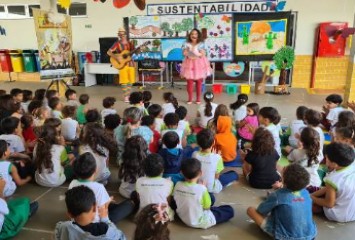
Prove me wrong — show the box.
[180,29,212,104]
[107,28,135,103]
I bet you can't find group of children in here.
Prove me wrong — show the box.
[0,87,354,239]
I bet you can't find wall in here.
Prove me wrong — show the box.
[1,0,355,88]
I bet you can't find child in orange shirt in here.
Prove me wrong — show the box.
[214,116,237,163]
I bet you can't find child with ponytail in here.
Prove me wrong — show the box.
[162,92,179,116]
[197,91,218,128]
[230,94,248,126]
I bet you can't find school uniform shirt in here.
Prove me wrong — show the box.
[264,124,281,157]
[101,109,117,126]
[119,179,136,199]
[177,120,191,136]
[69,179,111,223]
[192,151,224,193]
[232,105,247,122]
[326,107,344,127]
[51,110,63,119]
[288,120,306,148]
[66,100,80,108]
[132,104,148,116]
[34,144,67,187]
[312,126,324,160]
[0,134,25,153]
[161,129,184,149]
[162,103,176,116]
[198,103,218,128]
[287,149,321,187]
[61,118,78,141]
[323,164,355,222]
[79,145,110,183]
[136,176,174,219]
[173,182,216,229]
[21,101,30,113]
[0,198,8,232]
[154,118,164,133]
[0,161,17,197]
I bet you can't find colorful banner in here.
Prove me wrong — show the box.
[147,1,276,16]
[33,9,74,80]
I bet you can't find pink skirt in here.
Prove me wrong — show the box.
[180,56,212,80]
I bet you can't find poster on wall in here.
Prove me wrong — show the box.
[205,38,233,61]
[131,38,162,60]
[159,15,194,38]
[234,12,293,61]
[128,15,162,38]
[161,38,185,61]
[33,9,74,80]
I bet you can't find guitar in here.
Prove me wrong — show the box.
[110,41,151,70]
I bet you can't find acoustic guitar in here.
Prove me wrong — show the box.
[110,41,151,70]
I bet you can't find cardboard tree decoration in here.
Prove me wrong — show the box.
[273,46,295,86]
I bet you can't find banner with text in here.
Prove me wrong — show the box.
[147,1,277,16]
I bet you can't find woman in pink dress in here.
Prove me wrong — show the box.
[180,29,212,104]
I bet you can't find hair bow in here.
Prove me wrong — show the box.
[153,203,169,224]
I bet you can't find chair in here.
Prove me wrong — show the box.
[138,59,165,89]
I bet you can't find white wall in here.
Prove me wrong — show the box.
[0,0,354,54]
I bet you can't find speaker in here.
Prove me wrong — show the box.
[99,37,117,63]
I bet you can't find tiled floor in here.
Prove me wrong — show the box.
[0,81,353,240]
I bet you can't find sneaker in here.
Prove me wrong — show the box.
[29,201,39,218]
[187,101,192,105]
[196,101,201,105]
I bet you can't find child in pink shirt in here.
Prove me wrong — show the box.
[238,103,259,148]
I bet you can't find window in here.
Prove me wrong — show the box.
[57,4,67,14]
[29,4,40,17]
[0,5,6,19]
[69,2,87,16]
[7,5,26,19]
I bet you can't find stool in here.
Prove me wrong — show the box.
[226,84,238,95]
[212,84,223,94]
[240,84,251,94]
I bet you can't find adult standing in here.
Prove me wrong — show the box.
[181,29,212,104]
[107,28,136,103]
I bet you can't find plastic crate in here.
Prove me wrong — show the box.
[240,84,251,94]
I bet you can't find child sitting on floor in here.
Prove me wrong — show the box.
[101,97,117,126]
[21,114,37,153]
[0,117,27,158]
[76,94,90,125]
[241,128,280,189]
[288,106,308,148]
[61,105,79,142]
[80,123,117,184]
[161,113,186,149]
[333,127,355,147]
[142,90,152,109]
[193,129,238,193]
[65,89,80,107]
[103,114,121,138]
[10,88,23,104]
[322,94,345,131]
[21,90,33,113]
[162,92,179,116]
[287,127,322,192]
[69,153,134,224]
[148,104,164,133]
[158,131,184,184]
[214,116,237,163]
[136,154,174,219]
[175,106,191,136]
[197,91,218,129]
[141,115,160,154]
[0,140,31,197]
[247,164,317,240]
[48,97,63,119]
[258,107,282,156]
[304,109,325,159]
[237,103,259,148]
[134,203,170,240]
[55,186,126,240]
[173,158,234,229]
[34,126,73,187]
[129,91,148,116]
[85,109,101,124]
[311,142,355,222]
[33,106,50,126]
[334,111,355,133]
[230,93,248,127]
[119,136,147,199]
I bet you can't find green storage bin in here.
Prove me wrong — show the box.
[22,50,37,72]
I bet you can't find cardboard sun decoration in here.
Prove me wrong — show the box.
[93,0,146,10]
[58,0,71,9]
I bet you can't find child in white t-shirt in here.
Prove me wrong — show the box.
[101,97,117,126]
[161,113,186,149]
[258,107,281,156]
[193,129,238,193]
[129,91,148,116]
[48,97,63,119]
[162,92,178,116]
[69,152,134,224]
[230,94,248,126]
[136,154,174,220]
[322,94,344,130]
[175,106,191,136]
[34,126,72,187]
[0,140,31,197]
[173,158,234,229]
[0,117,25,155]
[148,104,164,133]
[197,92,218,128]
[288,106,308,148]
[61,105,79,141]
[304,109,325,160]
[312,143,355,222]
[65,89,80,107]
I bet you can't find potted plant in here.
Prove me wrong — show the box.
[273,46,295,94]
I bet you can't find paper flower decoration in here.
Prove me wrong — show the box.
[58,0,71,9]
